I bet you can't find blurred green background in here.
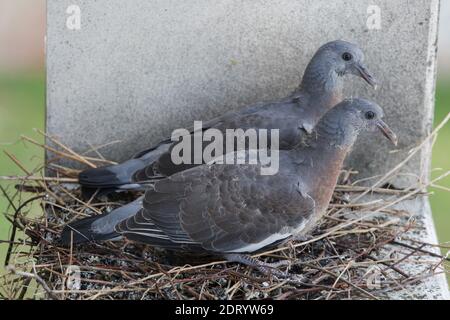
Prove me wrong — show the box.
[0,1,449,287]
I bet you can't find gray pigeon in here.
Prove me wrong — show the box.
[79,40,377,197]
[62,98,397,274]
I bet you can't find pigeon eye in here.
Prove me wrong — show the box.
[342,52,353,61]
[365,111,375,120]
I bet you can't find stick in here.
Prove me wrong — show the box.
[7,265,60,300]
[35,129,97,168]
[0,176,78,183]
[3,151,65,205]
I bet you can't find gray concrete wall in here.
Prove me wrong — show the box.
[47,0,436,187]
[46,0,448,298]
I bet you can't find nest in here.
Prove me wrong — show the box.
[0,125,449,300]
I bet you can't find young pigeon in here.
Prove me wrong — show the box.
[62,98,397,275]
[79,40,377,197]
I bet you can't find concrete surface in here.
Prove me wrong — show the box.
[46,0,448,298]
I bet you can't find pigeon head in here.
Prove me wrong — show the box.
[322,40,377,88]
[301,40,378,95]
[317,98,398,147]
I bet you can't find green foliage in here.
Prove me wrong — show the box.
[0,72,45,273]
[430,78,450,250]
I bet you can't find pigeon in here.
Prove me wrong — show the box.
[79,40,377,197]
[61,98,397,275]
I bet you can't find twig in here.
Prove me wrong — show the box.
[334,185,426,196]
[303,263,379,300]
[391,241,450,262]
[0,176,78,183]
[35,129,97,168]
[0,185,45,266]
[7,265,60,300]
[3,151,65,205]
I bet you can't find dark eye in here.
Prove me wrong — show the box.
[365,111,375,120]
[342,52,353,61]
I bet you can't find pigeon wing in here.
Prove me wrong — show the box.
[121,154,315,253]
[132,105,305,181]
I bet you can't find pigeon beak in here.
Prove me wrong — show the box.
[376,119,398,146]
[356,63,378,89]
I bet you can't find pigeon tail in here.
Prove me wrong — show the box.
[78,159,149,199]
[60,197,143,245]
[59,215,120,245]
[79,159,144,187]
[78,143,171,198]
[80,186,122,199]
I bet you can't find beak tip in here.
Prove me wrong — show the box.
[387,133,398,147]
[390,133,399,147]
[376,120,398,147]
[356,64,378,90]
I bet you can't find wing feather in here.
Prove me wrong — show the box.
[121,151,315,253]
